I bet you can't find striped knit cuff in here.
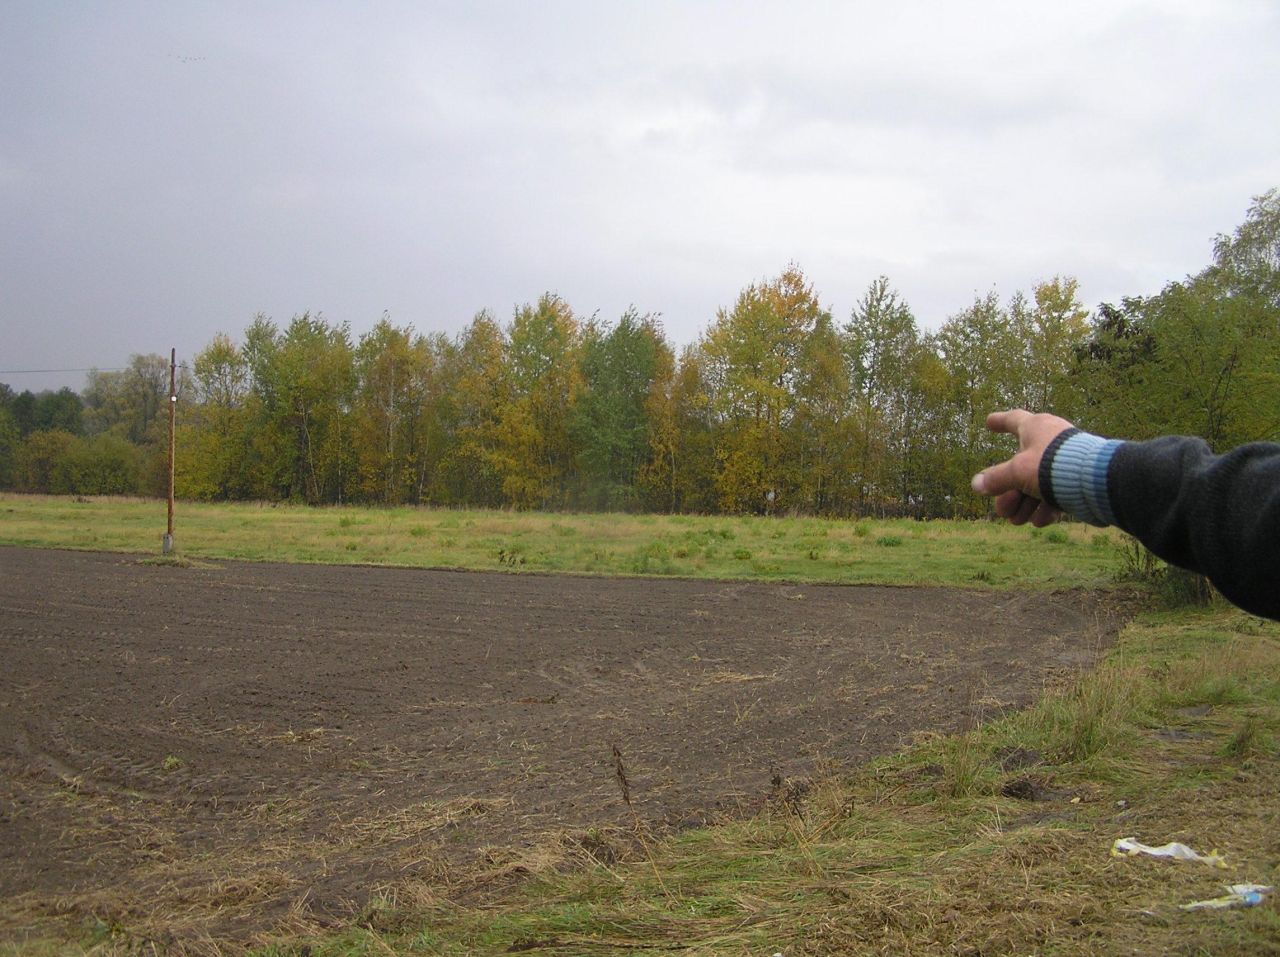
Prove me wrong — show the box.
[1044,431,1123,527]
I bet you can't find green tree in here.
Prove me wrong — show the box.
[182,333,252,499]
[2,388,83,438]
[243,314,355,503]
[34,388,84,435]
[898,340,955,516]
[1209,188,1279,304]
[239,315,287,498]
[1083,282,1279,449]
[1080,193,1280,449]
[10,391,36,436]
[934,292,1024,515]
[844,277,921,513]
[83,355,174,443]
[571,309,671,510]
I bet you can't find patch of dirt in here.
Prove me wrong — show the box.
[0,547,1122,945]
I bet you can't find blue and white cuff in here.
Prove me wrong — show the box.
[1041,430,1123,527]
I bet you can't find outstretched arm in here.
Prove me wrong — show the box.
[973,409,1280,621]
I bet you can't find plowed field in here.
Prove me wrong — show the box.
[0,547,1119,945]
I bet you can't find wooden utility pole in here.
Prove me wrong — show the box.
[163,348,176,554]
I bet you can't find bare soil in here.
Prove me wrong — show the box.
[0,547,1121,946]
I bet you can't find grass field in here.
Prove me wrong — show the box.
[0,494,1125,590]
[2,494,1278,956]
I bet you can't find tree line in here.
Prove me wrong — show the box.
[3,191,1277,518]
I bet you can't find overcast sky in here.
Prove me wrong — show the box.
[2,1,1277,393]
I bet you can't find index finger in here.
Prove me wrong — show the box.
[985,409,1032,437]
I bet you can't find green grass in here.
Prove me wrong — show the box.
[0,494,1125,590]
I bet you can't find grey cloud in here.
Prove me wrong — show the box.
[2,2,1278,393]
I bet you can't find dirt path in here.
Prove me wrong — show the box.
[0,547,1120,944]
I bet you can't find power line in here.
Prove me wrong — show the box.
[0,367,131,374]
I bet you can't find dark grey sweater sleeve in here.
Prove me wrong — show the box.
[1042,431,1280,621]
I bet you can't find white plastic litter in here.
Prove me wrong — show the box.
[1180,884,1273,911]
[1110,837,1228,869]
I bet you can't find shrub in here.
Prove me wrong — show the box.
[18,430,141,496]
[14,429,77,492]
[1116,539,1214,608]
[632,540,672,574]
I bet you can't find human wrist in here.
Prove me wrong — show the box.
[1041,430,1124,527]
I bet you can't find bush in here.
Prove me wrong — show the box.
[1116,538,1214,608]
[1157,566,1215,608]
[632,540,673,574]
[14,429,77,492]
[52,434,141,495]
[0,406,18,488]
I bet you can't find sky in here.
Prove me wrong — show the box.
[2,0,1278,394]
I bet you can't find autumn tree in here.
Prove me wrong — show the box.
[402,332,450,504]
[492,295,582,509]
[702,265,827,513]
[792,311,854,512]
[352,317,415,504]
[179,333,251,499]
[1010,276,1091,416]
[640,344,716,513]
[435,312,509,506]
[898,340,955,516]
[13,429,77,493]
[0,402,17,488]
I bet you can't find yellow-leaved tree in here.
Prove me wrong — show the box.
[701,265,829,513]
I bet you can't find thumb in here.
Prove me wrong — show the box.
[972,454,1031,498]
